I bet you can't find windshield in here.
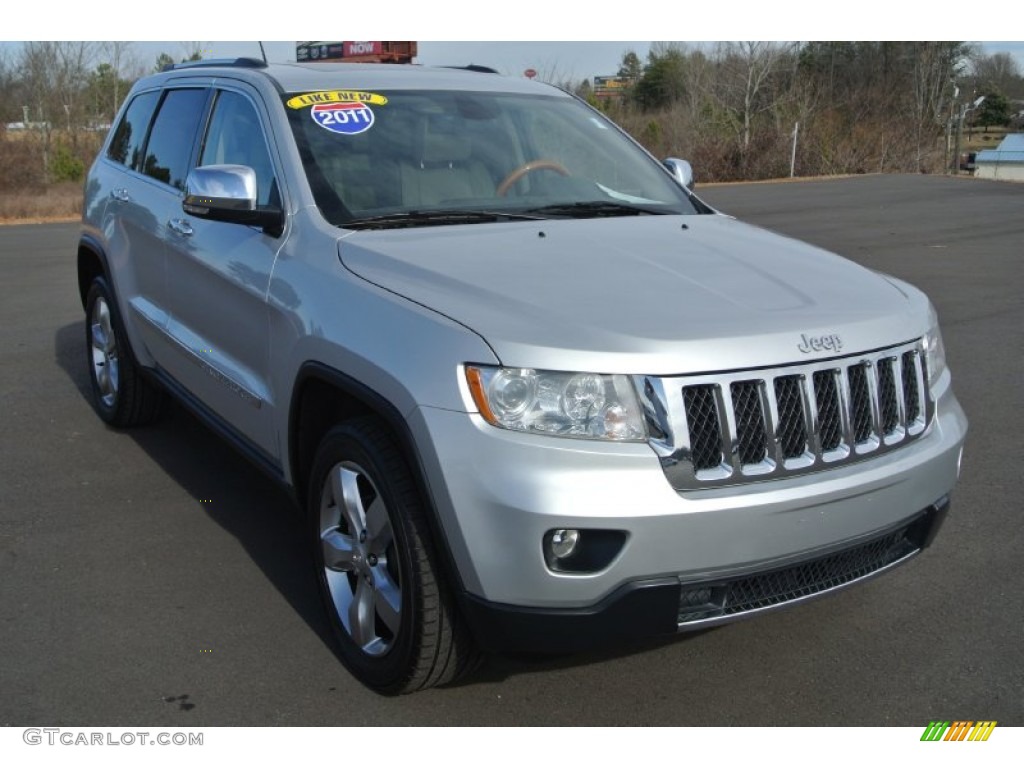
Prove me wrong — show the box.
[283,89,701,228]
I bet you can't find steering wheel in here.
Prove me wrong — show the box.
[496,160,571,197]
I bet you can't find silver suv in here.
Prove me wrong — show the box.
[78,59,967,694]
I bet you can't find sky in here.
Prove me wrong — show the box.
[148,41,1024,81]
[3,1,1022,81]
[4,41,1023,84]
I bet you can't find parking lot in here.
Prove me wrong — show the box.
[1,174,1021,725]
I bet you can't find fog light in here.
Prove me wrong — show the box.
[549,529,580,560]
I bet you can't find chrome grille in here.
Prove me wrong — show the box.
[683,385,723,471]
[638,340,931,489]
[877,357,899,435]
[774,375,808,459]
[902,351,921,423]
[813,370,842,451]
[847,363,873,444]
[731,381,767,465]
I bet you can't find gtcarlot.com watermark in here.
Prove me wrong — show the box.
[23,728,203,747]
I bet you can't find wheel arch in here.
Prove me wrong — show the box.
[287,362,466,592]
[77,235,112,309]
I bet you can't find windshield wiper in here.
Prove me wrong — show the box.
[524,200,670,218]
[344,209,545,230]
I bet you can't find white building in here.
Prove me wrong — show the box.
[975,134,1024,182]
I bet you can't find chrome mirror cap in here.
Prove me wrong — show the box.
[663,157,695,191]
[183,164,258,214]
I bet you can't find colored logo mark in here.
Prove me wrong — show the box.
[920,721,997,741]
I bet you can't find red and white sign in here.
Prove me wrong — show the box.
[344,41,383,57]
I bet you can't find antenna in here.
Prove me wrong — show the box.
[258,42,268,65]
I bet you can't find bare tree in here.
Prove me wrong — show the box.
[906,42,970,170]
[17,41,95,180]
[712,41,797,152]
[0,48,14,125]
[971,51,1024,99]
[99,41,137,120]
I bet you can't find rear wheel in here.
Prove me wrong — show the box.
[309,417,478,694]
[84,276,163,427]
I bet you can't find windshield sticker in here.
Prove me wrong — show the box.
[287,91,388,109]
[311,102,375,135]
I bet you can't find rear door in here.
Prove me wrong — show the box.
[118,86,212,371]
[98,88,167,357]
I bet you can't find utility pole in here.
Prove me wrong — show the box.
[953,96,986,176]
[948,85,959,174]
[790,122,799,178]
[953,106,963,176]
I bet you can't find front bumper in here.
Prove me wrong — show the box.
[409,381,966,636]
[460,497,949,654]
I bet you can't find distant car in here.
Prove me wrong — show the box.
[959,151,978,171]
[78,58,967,694]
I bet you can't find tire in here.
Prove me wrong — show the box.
[309,417,479,694]
[85,276,164,427]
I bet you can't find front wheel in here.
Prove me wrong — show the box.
[309,417,478,694]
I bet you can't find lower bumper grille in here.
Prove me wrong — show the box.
[677,522,924,625]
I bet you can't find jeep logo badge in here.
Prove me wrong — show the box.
[797,333,843,354]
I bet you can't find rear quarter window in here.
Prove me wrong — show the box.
[107,90,160,169]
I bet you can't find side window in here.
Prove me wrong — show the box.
[141,89,209,191]
[107,90,160,169]
[200,90,279,207]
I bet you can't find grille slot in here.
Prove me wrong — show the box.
[731,381,767,465]
[677,525,920,624]
[877,357,899,435]
[847,363,874,444]
[773,375,807,459]
[813,370,843,452]
[646,339,930,488]
[902,351,921,423]
[683,385,723,471]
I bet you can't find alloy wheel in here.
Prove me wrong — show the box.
[318,462,402,657]
[90,296,119,408]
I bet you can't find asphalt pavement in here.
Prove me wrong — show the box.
[1,174,1021,725]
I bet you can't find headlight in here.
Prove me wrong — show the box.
[465,366,646,441]
[924,304,947,390]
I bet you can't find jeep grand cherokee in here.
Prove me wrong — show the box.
[78,58,967,693]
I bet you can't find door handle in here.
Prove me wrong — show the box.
[110,188,130,202]
[168,218,193,237]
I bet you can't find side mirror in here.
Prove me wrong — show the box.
[663,157,695,191]
[183,164,283,236]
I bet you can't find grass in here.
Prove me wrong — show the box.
[0,183,83,224]
[962,126,1010,154]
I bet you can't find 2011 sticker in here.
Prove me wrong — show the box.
[311,102,375,135]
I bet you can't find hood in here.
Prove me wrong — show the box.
[339,214,929,375]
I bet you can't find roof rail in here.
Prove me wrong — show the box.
[162,57,268,73]
[444,64,500,74]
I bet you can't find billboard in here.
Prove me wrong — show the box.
[295,41,416,63]
[593,75,634,99]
